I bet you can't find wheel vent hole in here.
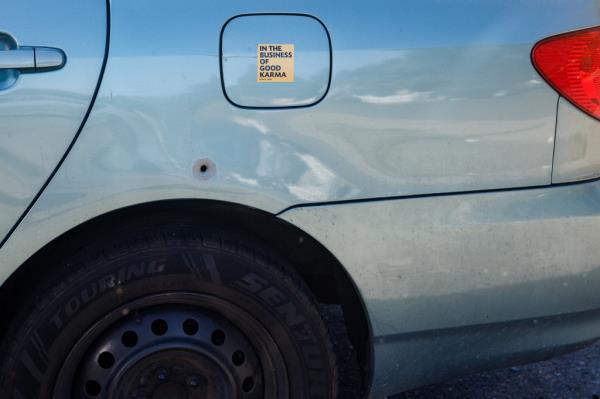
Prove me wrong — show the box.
[85,380,102,396]
[242,377,255,393]
[151,319,168,336]
[232,350,246,366]
[121,330,138,347]
[182,318,199,335]
[211,329,226,346]
[97,351,115,369]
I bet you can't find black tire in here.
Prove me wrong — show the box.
[0,222,337,398]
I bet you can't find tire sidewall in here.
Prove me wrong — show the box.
[3,235,333,398]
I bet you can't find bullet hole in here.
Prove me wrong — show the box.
[193,158,216,180]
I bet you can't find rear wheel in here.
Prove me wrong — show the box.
[0,224,337,398]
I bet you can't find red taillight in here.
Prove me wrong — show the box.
[533,26,600,120]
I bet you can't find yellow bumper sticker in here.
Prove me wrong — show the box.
[257,44,294,83]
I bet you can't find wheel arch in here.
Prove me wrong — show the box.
[0,199,373,393]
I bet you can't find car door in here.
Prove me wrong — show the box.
[0,0,107,243]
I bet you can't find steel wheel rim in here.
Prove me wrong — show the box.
[54,292,290,399]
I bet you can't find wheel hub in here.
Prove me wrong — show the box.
[115,349,230,399]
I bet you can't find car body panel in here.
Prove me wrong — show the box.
[2,1,600,397]
[0,0,107,242]
[3,1,595,280]
[1,0,577,221]
[280,178,600,396]
[282,180,600,336]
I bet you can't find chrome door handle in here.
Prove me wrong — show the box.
[0,48,33,69]
[0,46,65,72]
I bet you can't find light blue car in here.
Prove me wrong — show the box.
[2,1,600,398]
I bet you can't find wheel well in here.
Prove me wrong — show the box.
[0,199,372,392]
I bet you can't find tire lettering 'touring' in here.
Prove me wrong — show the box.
[49,259,166,330]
